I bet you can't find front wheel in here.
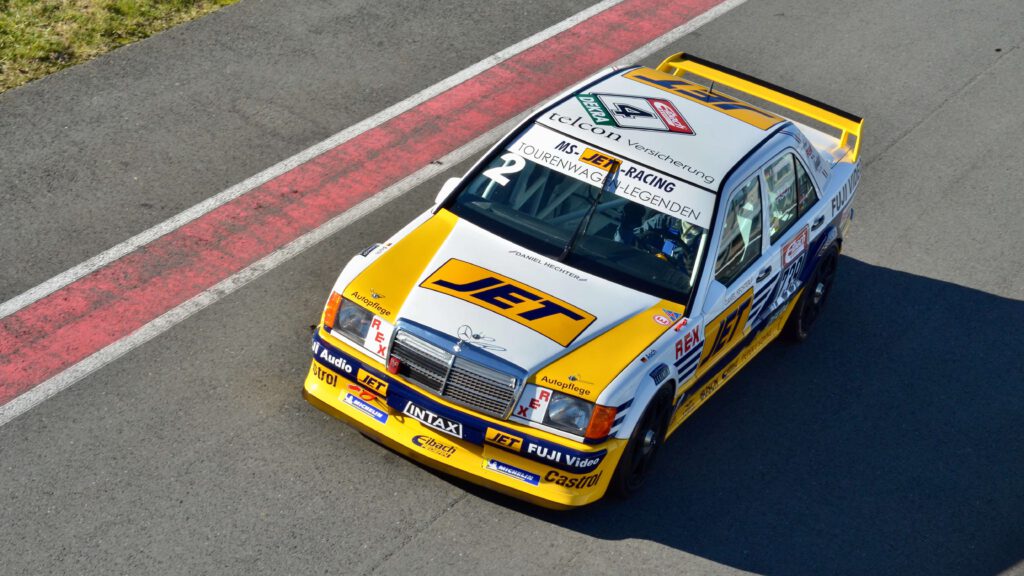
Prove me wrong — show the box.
[785,248,839,342]
[610,390,671,498]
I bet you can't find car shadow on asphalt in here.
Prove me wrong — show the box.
[476,257,1024,576]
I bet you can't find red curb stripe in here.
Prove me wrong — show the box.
[0,0,726,405]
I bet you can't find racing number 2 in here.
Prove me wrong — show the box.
[482,153,526,186]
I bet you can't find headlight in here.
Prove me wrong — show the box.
[543,392,593,435]
[332,298,374,342]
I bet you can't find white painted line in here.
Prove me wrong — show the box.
[0,114,526,427]
[0,0,624,320]
[0,0,749,427]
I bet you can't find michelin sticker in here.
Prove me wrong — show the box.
[485,459,540,486]
[496,125,715,228]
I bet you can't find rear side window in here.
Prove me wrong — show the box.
[714,176,762,285]
[795,157,818,215]
[763,152,817,243]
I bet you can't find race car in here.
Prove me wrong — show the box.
[302,53,863,508]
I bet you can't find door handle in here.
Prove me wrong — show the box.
[756,266,772,281]
[811,215,826,231]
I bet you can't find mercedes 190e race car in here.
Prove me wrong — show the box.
[302,53,863,508]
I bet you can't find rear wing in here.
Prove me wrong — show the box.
[656,53,863,162]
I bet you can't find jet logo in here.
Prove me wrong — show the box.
[485,428,524,452]
[421,259,595,346]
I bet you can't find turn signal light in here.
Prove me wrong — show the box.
[323,292,342,329]
[585,405,617,440]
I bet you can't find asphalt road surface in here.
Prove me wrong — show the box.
[2,1,1023,575]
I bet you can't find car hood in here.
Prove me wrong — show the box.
[342,210,682,396]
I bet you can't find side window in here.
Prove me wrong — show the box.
[795,157,818,215]
[714,176,762,285]
[763,154,798,243]
[764,152,819,243]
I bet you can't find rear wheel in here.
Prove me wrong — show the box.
[610,389,671,498]
[785,248,838,342]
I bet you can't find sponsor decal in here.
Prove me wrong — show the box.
[537,374,591,398]
[623,68,783,130]
[614,170,714,225]
[356,368,389,397]
[622,166,676,192]
[577,93,694,134]
[514,386,552,421]
[403,401,464,438]
[456,324,505,352]
[543,470,603,489]
[704,293,753,360]
[832,181,853,218]
[546,112,623,141]
[311,362,338,386]
[574,93,615,126]
[782,226,809,267]
[623,138,715,185]
[725,276,755,307]
[661,309,682,322]
[421,259,595,347]
[578,148,619,171]
[653,314,672,326]
[346,383,384,406]
[485,459,540,486]
[344,393,389,424]
[347,289,392,319]
[639,348,657,363]
[412,435,457,459]
[485,428,524,452]
[508,250,587,282]
[526,444,603,470]
[674,326,701,359]
[513,125,716,227]
[362,316,394,359]
[312,339,354,375]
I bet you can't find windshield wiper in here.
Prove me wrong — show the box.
[558,159,621,262]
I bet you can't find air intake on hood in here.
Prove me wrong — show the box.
[389,330,518,419]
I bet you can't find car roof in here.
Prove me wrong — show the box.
[536,66,791,192]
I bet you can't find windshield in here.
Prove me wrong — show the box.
[448,124,710,303]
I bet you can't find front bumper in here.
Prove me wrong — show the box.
[303,329,626,509]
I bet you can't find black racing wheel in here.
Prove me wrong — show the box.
[785,247,839,342]
[610,389,671,498]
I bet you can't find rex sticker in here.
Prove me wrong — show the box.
[420,258,596,346]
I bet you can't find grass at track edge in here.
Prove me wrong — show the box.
[0,0,239,93]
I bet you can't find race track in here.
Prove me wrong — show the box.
[1,1,1022,574]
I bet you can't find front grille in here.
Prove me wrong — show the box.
[391,331,448,392]
[389,330,518,418]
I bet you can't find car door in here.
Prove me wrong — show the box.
[748,151,822,327]
[692,173,772,380]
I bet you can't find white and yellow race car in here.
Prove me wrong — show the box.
[303,53,863,508]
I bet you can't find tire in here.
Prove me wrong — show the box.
[785,247,839,342]
[610,389,671,498]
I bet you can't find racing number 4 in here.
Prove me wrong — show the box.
[612,103,654,119]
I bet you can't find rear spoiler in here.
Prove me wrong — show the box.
[656,53,863,162]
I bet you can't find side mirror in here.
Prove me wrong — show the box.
[435,177,460,206]
[701,279,726,314]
